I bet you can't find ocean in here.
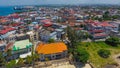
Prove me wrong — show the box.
[0,6,16,16]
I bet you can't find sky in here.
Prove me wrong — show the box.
[0,0,120,6]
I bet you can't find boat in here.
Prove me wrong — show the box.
[14,7,23,10]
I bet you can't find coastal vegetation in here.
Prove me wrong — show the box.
[74,48,89,63]
[6,60,16,68]
[77,41,120,68]
[97,49,111,58]
[66,26,90,63]
[4,53,40,68]
[91,11,120,21]
[105,37,120,46]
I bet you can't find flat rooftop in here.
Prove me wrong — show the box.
[13,39,32,51]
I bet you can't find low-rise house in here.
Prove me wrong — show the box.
[12,39,32,54]
[36,42,68,61]
[6,34,16,43]
[27,31,39,41]
[99,22,116,34]
[40,29,59,42]
[0,27,16,39]
[23,18,32,23]
[16,33,29,41]
[12,23,21,29]
[87,21,108,40]
[0,19,9,25]
[28,24,34,30]
[40,19,52,27]
[40,30,50,42]
[0,30,8,39]
[109,30,119,37]
[49,32,57,40]
[55,29,65,40]
[32,22,38,25]
[0,40,6,52]
[5,39,32,61]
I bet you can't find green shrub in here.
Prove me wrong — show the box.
[105,37,120,46]
[75,48,89,63]
[48,38,55,43]
[98,49,111,58]
[6,60,16,68]
[25,56,32,64]
[17,58,24,66]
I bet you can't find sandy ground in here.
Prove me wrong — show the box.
[22,58,92,68]
[22,63,91,68]
[52,63,91,68]
[45,62,91,68]
[112,53,120,68]
[83,64,92,68]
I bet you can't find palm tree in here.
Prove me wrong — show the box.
[25,56,32,65]
[32,54,39,62]
[5,49,12,61]
[0,52,6,66]
[17,58,24,67]
[29,30,35,56]
[6,60,16,68]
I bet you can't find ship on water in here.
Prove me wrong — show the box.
[14,7,23,10]
[13,6,36,10]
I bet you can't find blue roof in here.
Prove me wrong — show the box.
[32,22,38,24]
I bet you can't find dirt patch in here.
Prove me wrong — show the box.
[112,54,120,68]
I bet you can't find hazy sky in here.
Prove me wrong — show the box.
[0,0,120,6]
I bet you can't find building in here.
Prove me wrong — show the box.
[36,42,68,61]
[87,21,108,40]
[5,39,33,61]
[0,27,16,40]
[40,30,58,42]
[12,39,32,54]
[0,40,6,52]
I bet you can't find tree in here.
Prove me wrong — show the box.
[67,26,81,48]
[84,32,90,39]
[56,18,61,23]
[17,58,24,66]
[26,21,32,24]
[75,48,89,63]
[112,15,119,20]
[25,56,32,64]
[0,52,6,66]
[32,54,39,61]
[103,11,111,20]
[105,37,120,46]
[97,49,111,58]
[6,60,16,68]
[5,49,12,61]
[48,38,55,43]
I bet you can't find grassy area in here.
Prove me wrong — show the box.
[78,41,120,68]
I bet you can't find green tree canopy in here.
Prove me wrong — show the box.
[6,60,16,68]
[17,58,24,66]
[25,56,32,64]
[48,38,55,43]
[103,11,111,20]
[0,52,6,66]
[32,54,39,61]
[75,48,89,63]
[105,37,120,46]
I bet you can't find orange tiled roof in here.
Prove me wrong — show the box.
[36,42,67,54]
[0,19,7,23]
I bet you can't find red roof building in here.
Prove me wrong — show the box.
[0,30,8,34]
